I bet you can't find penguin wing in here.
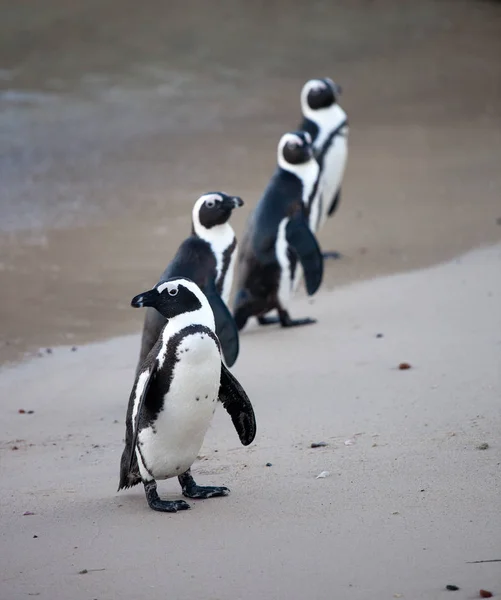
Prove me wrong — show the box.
[286,211,324,295]
[127,359,158,475]
[205,278,240,368]
[327,188,341,217]
[218,363,256,446]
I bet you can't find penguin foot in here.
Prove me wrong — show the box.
[279,310,317,328]
[257,315,280,326]
[179,470,230,500]
[144,481,191,513]
[322,250,343,260]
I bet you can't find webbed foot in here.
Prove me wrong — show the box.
[144,480,191,513]
[322,251,343,260]
[279,310,317,328]
[179,470,230,499]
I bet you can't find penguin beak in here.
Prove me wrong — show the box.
[131,289,158,309]
[232,196,244,208]
[332,82,343,96]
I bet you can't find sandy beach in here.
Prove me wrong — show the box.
[1,0,501,598]
[1,244,500,599]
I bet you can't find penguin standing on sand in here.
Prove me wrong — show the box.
[233,131,323,330]
[299,78,348,257]
[137,192,243,370]
[119,277,256,513]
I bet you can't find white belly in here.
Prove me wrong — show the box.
[316,133,348,232]
[136,333,221,480]
[275,218,293,310]
[220,248,236,307]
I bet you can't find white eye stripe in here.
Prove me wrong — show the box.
[199,193,222,204]
[157,282,178,295]
[284,133,303,146]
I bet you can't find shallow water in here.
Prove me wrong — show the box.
[1,0,500,363]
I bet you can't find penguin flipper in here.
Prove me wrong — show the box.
[205,280,240,368]
[327,188,341,217]
[127,360,157,476]
[285,214,324,296]
[218,363,256,446]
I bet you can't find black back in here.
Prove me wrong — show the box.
[137,237,216,368]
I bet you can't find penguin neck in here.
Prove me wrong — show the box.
[303,104,347,151]
[157,304,216,366]
[278,161,319,207]
[192,220,236,284]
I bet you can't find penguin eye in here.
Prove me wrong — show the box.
[168,287,178,297]
[205,199,216,208]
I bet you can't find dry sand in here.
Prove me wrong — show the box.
[1,243,500,600]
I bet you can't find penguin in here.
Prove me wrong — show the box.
[118,277,256,513]
[299,77,349,258]
[233,131,323,330]
[137,192,243,371]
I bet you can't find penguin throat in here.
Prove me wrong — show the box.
[193,220,236,284]
[304,104,347,150]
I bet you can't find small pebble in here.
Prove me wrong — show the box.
[18,409,26,414]
[23,511,35,516]
[27,410,34,414]
[45,348,52,354]
[344,439,355,446]
[446,585,459,591]
[71,346,78,352]
[78,569,88,575]
[33,535,38,539]
[316,471,330,479]
[476,443,489,450]
[376,333,384,338]
[265,462,272,467]
[398,362,412,370]
[11,446,19,450]
[479,590,493,598]
[310,442,328,448]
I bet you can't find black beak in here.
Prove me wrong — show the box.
[232,196,244,208]
[332,82,343,96]
[131,288,158,308]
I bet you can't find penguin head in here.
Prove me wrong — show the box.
[301,78,342,112]
[131,277,209,320]
[192,192,244,232]
[278,131,314,168]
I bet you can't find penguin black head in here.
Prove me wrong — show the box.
[278,131,314,167]
[131,277,210,321]
[301,78,342,112]
[193,192,244,231]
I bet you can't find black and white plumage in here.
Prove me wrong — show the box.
[299,78,348,256]
[233,131,324,330]
[137,192,243,371]
[119,277,256,513]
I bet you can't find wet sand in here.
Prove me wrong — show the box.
[1,244,500,599]
[1,0,501,363]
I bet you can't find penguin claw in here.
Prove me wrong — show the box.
[182,485,230,500]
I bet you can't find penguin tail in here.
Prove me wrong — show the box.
[233,289,253,331]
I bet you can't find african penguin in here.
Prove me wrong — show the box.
[137,192,243,371]
[299,77,348,258]
[118,277,256,513]
[233,131,324,330]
